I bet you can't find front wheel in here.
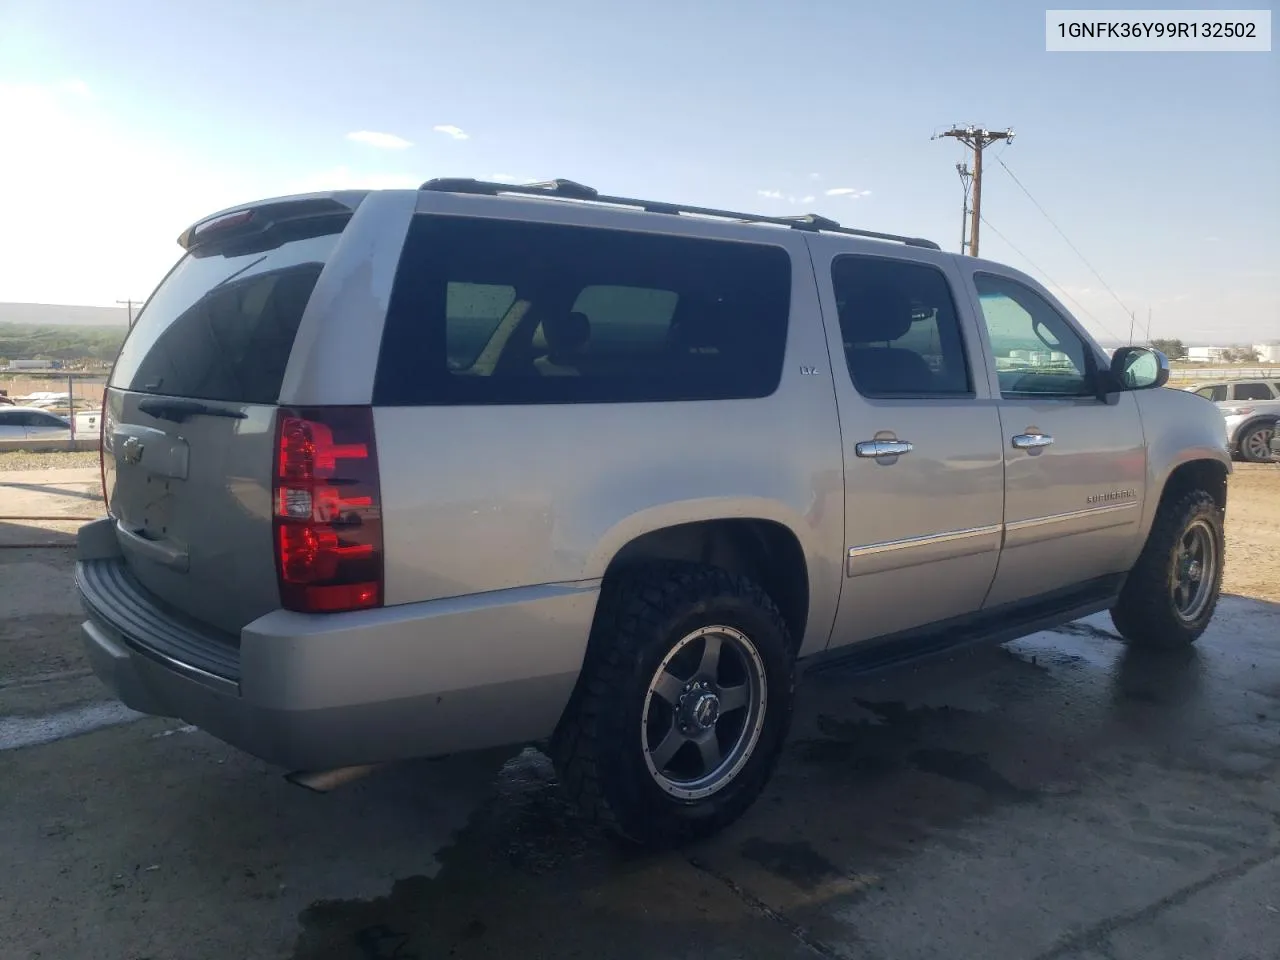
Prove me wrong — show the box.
[1237,421,1276,464]
[551,562,795,847]
[1110,489,1225,648]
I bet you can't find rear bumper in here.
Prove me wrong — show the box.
[75,522,598,770]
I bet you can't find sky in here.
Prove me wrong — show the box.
[0,0,1276,345]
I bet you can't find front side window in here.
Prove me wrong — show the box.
[375,216,793,405]
[830,255,972,398]
[973,274,1095,398]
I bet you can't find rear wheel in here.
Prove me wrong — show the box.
[1237,421,1276,464]
[551,562,795,847]
[1110,489,1224,648]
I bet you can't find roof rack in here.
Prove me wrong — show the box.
[419,178,941,250]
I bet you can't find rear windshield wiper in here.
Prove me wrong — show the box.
[138,398,248,424]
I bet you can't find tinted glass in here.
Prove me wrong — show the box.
[1234,383,1273,401]
[973,274,1094,397]
[830,256,971,397]
[375,216,792,405]
[110,221,347,403]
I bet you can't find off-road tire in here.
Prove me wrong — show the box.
[550,562,795,847]
[1110,489,1224,648]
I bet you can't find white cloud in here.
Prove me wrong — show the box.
[826,187,872,199]
[346,130,412,150]
[1204,236,1222,243]
[801,195,815,204]
[757,189,784,200]
[808,172,822,181]
[433,124,470,141]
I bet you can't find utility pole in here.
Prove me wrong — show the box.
[933,126,1014,257]
[956,162,973,255]
[115,299,142,328]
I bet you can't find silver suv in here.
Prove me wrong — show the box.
[77,179,1232,846]
[1187,380,1280,463]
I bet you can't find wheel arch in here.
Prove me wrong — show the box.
[584,499,817,648]
[1154,457,1229,516]
[1232,415,1278,459]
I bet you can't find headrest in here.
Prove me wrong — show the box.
[543,311,590,349]
[842,283,914,343]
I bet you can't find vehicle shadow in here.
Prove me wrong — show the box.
[0,479,106,504]
[0,518,79,550]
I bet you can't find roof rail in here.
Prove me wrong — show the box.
[418,178,941,250]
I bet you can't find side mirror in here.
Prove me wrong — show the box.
[1109,346,1169,391]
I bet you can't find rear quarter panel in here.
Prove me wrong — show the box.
[372,214,845,659]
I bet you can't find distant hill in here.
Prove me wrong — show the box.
[0,302,131,328]
[0,320,125,365]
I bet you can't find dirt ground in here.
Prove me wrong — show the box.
[1,461,1278,960]
[1221,464,1280,602]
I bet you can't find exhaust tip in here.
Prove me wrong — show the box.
[285,763,382,793]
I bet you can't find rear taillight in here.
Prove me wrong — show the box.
[272,407,383,614]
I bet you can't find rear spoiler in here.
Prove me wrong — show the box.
[177,191,369,252]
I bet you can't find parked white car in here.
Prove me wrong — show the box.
[0,406,73,441]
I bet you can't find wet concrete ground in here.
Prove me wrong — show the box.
[2,469,1279,959]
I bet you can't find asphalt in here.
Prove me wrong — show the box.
[1,471,1278,960]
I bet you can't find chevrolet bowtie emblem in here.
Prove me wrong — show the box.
[121,436,145,464]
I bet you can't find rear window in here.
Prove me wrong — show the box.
[109,221,346,403]
[374,215,792,405]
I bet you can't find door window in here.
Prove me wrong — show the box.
[830,256,972,397]
[1195,385,1228,401]
[1233,382,1274,401]
[973,274,1095,398]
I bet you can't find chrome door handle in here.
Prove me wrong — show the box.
[1011,433,1054,449]
[855,439,913,458]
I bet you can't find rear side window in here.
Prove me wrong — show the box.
[110,222,347,403]
[1233,382,1273,401]
[375,216,792,405]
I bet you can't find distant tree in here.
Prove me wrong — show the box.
[1149,338,1186,360]
[1224,346,1260,363]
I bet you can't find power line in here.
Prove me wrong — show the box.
[978,215,1126,344]
[993,156,1133,320]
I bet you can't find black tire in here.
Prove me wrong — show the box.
[551,561,795,847]
[1110,489,1224,648]
[1237,421,1276,464]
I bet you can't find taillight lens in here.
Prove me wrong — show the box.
[272,407,383,614]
